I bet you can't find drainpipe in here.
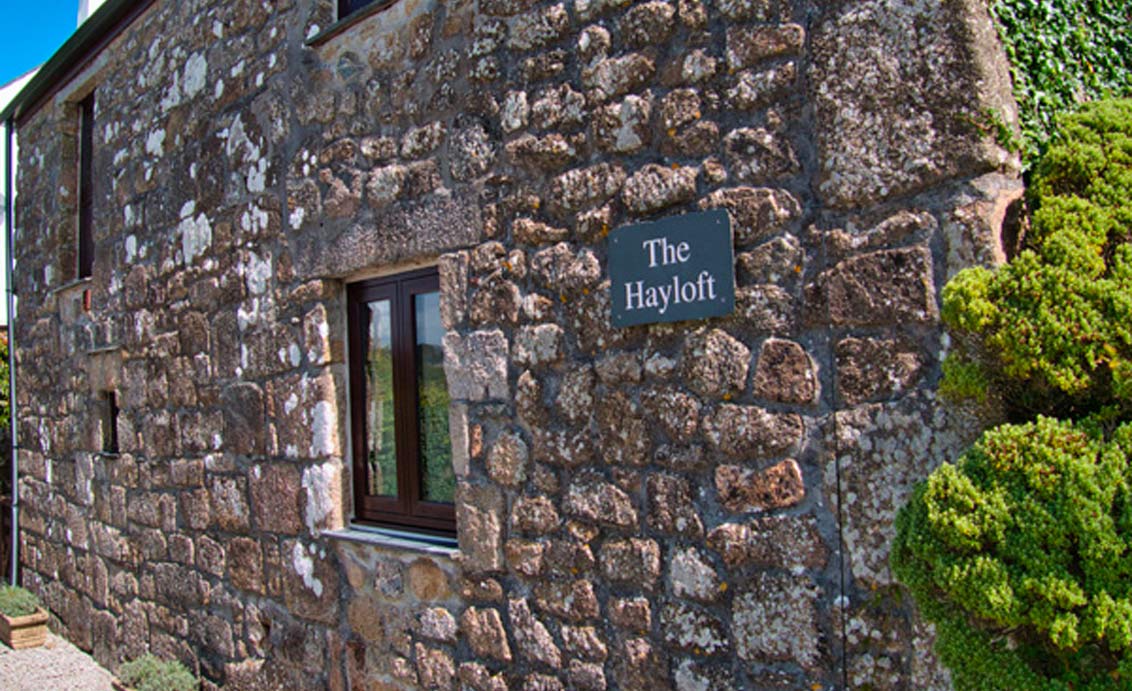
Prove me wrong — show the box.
[4,117,18,586]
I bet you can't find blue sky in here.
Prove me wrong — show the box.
[0,0,81,87]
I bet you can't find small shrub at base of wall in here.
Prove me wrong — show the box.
[116,654,197,691]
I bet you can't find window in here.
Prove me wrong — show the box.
[77,92,95,280]
[348,268,454,534]
[100,390,119,454]
[338,0,378,18]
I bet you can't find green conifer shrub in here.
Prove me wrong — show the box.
[896,99,1132,689]
[893,417,1132,689]
[940,99,1132,419]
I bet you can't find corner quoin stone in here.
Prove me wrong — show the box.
[443,330,509,400]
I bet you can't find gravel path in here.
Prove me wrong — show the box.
[0,632,115,691]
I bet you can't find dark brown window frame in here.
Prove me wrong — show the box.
[77,91,95,280]
[347,267,455,535]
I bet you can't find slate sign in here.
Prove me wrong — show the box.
[609,209,735,328]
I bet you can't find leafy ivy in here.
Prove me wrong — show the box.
[988,0,1132,164]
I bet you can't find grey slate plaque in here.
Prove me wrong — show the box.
[608,209,735,328]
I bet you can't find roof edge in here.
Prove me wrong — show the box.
[1,0,155,125]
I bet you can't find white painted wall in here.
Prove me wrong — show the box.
[0,0,109,326]
[0,70,36,326]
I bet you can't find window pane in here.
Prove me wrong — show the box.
[365,299,397,497]
[415,291,453,503]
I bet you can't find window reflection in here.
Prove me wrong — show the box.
[365,299,397,497]
[415,291,453,503]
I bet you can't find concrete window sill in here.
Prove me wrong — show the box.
[51,276,92,296]
[323,524,458,559]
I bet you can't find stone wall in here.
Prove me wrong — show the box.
[11,0,1021,688]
